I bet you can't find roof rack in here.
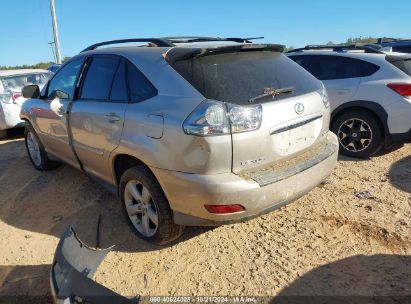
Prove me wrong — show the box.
[377,37,411,44]
[161,36,264,44]
[81,36,264,52]
[81,38,174,52]
[286,44,384,54]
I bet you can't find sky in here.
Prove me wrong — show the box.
[1,0,410,66]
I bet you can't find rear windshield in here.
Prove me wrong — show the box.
[170,51,322,105]
[388,58,411,77]
[1,72,52,92]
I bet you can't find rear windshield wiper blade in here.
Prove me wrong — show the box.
[248,87,294,103]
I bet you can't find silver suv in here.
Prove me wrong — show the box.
[20,37,338,244]
[287,45,411,158]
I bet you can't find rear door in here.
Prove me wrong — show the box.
[69,55,129,183]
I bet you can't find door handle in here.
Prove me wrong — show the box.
[104,112,121,122]
[336,89,349,94]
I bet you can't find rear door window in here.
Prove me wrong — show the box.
[81,57,119,100]
[110,61,128,102]
[170,51,321,105]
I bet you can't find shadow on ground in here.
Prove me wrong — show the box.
[274,254,411,304]
[0,138,211,255]
[0,264,50,303]
[388,155,411,193]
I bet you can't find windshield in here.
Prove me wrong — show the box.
[1,72,52,92]
[170,51,322,105]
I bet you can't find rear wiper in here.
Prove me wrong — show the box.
[248,87,294,103]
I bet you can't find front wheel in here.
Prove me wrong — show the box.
[25,124,59,170]
[120,166,185,245]
[331,110,383,158]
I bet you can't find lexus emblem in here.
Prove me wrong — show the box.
[295,103,304,115]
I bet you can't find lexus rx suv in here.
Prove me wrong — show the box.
[20,37,338,245]
[287,45,411,158]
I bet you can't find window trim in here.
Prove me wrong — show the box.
[77,53,158,104]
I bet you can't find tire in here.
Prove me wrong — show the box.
[120,166,185,245]
[0,130,6,139]
[25,124,59,171]
[331,110,383,158]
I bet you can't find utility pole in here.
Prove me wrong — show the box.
[49,0,62,64]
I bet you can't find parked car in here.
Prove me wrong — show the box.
[21,37,338,244]
[0,69,52,139]
[287,45,411,158]
[47,64,62,73]
[373,38,411,54]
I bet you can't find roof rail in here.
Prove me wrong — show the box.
[286,44,384,54]
[377,37,411,44]
[81,36,264,52]
[161,36,264,44]
[81,38,174,52]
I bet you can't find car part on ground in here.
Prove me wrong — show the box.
[21,37,338,244]
[50,226,135,304]
[287,46,411,158]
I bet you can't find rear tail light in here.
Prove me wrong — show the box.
[387,83,411,98]
[12,92,22,101]
[183,99,262,136]
[0,93,13,104]
[204,204,245,214]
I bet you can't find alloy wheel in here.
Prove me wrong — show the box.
[337,118,373,152]
[124,180,158,237]
[27,131,42,167]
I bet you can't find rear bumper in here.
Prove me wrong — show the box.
[50,227,132,304]
[153,132,338,226]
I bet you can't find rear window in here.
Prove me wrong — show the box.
[392,45,411,54]
[170,51,321,105]
[388,57,411,77]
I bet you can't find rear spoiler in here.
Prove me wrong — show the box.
[165,44,285,63]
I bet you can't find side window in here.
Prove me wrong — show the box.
[127,63,157,102]
[81,57,119,100]
[393,45,411,54]
[47,59,83,99]
[109,61,128,102]
[289,55,312,70]
[308,56,378,80]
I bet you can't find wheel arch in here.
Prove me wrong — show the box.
[331,101,389,146]
[112,154,160,195]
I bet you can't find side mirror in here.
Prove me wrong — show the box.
[22,85,40,99]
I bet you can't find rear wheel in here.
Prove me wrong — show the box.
[331,110,383,158]
[0,130,6,139]
[25,124,59,170]
[120,166,184,245]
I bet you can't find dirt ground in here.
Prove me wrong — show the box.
[0,130,411,301]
